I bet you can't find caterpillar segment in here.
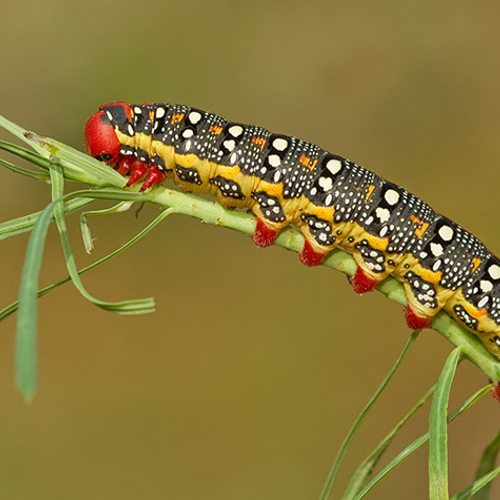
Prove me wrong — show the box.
[85,102,500,361]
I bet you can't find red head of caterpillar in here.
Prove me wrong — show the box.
[85,102,133,163]
[86,102,166,189]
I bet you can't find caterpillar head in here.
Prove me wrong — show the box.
[85,102,132,165]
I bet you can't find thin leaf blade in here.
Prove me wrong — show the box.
[429,347,462,499]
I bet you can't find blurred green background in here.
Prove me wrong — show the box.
[1,1,500,498]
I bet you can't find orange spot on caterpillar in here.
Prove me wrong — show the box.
[365,184,375,202]
[410,215,429,238]
[171,113,185,124]
[209,125,223,135]
[472,257,482,272]
[149,111,155,123]
[299,155,317,170]
[470,307,488,318]
[252,137,267,151]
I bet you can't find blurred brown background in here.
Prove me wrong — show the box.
[1,1,500,498]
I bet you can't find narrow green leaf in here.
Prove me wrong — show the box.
[354,384,491,499]
[429,347,462,500]
[80,201,134,253]
[341,384,436,500]
[495,365,500,384]
[0,114,44,148]
[319,330,421,500]
[0,207,173,323]
[453,465,500,500]
[0,113,125,187]
[12,187,156,399]
[0,139,51,171]
[26,132,126,187]
[468,430,500,500]
[49,165,154,315]
[0,198,93,241]
[0,157,50,181]
[15,197,60,400]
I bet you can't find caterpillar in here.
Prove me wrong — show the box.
[85,102,500,361]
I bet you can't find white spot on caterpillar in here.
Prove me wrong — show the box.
[228,125,243,137]
[384,189,400,206]
[480,280,493,292]
[273,170,281,182]
[106,111,113,121]
[272,137,288,151]
[375,207,390,223]
[488,264,500,279]
[133,106,142,114]
[155,107,165,119]
[430,242,444,257]
[188,111,202,124]
[223,139,236,152]
[326,159,342,175]
[182,129,194,138]
[438,225,454,241]
[268,154,281,167]
[432,259,442,271]
[325,193,333,206]
[230,152,238,165]
[478,296,489,309]
[318,176,333,191]
[127,124,134,135]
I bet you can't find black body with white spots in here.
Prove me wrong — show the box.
[84,102,500,360]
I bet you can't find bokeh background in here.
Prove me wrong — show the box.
[1,1,500,498]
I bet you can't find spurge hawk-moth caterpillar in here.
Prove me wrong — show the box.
[85,102,500,361]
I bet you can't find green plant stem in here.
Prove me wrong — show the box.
[0,119,499,386]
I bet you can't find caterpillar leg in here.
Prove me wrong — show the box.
[252,218,279,247]
[349,266,380,294]
[115,156,166,191]
[126,160,148,186]
[299,239,328,267]
[401,272,442,330]
[297,212,337,267]
[251,192,287,247]
[405,302,433,330]
[115,156,136,176]
[348,244,390,294]
[140,165,166,191]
